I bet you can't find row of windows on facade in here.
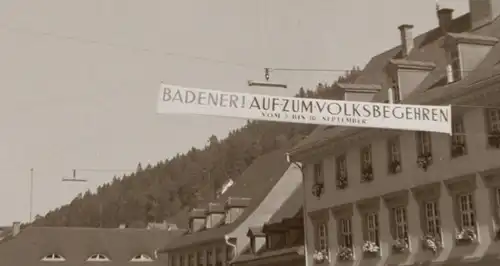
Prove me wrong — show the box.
[169,246,233,266]
[314,187,500,254]
[41,253,152,262]
[313,109,500,190]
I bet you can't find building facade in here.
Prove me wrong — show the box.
[289,1,500,265]
[158,149,303,266]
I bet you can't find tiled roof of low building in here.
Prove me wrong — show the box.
[0,226,184,266]
[159,149,291,252]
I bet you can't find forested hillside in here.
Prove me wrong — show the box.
[34,67,361,228]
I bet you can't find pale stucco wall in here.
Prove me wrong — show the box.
[303,107,500,266]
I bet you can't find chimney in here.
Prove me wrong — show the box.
[205,203,225,229]
[437,8,453,32]
[469,0,500,30]
[387,87,395,104]
[12,222,20,236]
[446,64,454,83]
[188,208,207,232]
[398,24,414,57]
[225,197,251,224]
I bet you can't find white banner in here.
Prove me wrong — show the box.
[157,84,452,134]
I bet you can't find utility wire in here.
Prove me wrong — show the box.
[74,168,135,173]
[1,23,495,74]
[0,24,257,69]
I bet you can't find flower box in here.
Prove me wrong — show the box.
[313,250,329,264]
[451,142,466,157]
[337,175,348,189]
[312,183,324,198]
[389,160,401,174]
[361,165,374,182]
[337,246,353,261]
[488,130,500,148]
[421,234,442,253]
[417,153,432,171]
[455,228,476,245]
[362,241,379,257]
[392,238,408,253]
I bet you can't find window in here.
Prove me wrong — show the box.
[87,254,110,262]
[207,250,213,266]
[131,254,153,262]
[336,154,348,189]
[416,131,432,155]
[457,193,476,230]
[198,251,205,266]
[416,131,432,170]
[226,246,233,262]
[313,162,324,185]
[339,218,352,248]
[360,145,374,182]
[225,207,244,224]
[317,223,328,251]
[387,137,402,173]
[391,78,401,103]
[170,255,177,266]
[451,117,467,157]
[495,188,500,222]
[266,235,273,249]
[41,253,65,262]
[486,108,500,148]
[392,207,408,243]
[449,48,462,81]
[424,201,441,237]
[361,146,372,168]
[215,247,223,266]
[188,254,195,266]
[365,213,379,245]
[393,87,401,103]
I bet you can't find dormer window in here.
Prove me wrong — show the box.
[131,254,153,262]
[41,253,65,261]
[390,78,401,103]
[87,254,110,261]
[449,47,462,81]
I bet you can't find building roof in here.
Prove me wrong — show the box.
[231,246,304,265]
[0,226,184,266]
[265,185,303,225]
[289,11,500,157]
[234,189,304,263]
[159,149,291,252]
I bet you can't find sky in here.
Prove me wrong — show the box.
[0,0,469,225]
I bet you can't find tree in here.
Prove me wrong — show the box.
[33,66,361,228]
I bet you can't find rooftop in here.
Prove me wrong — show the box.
[290,11,500,158]
[160,148,291,252]
[0,226,184,266]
